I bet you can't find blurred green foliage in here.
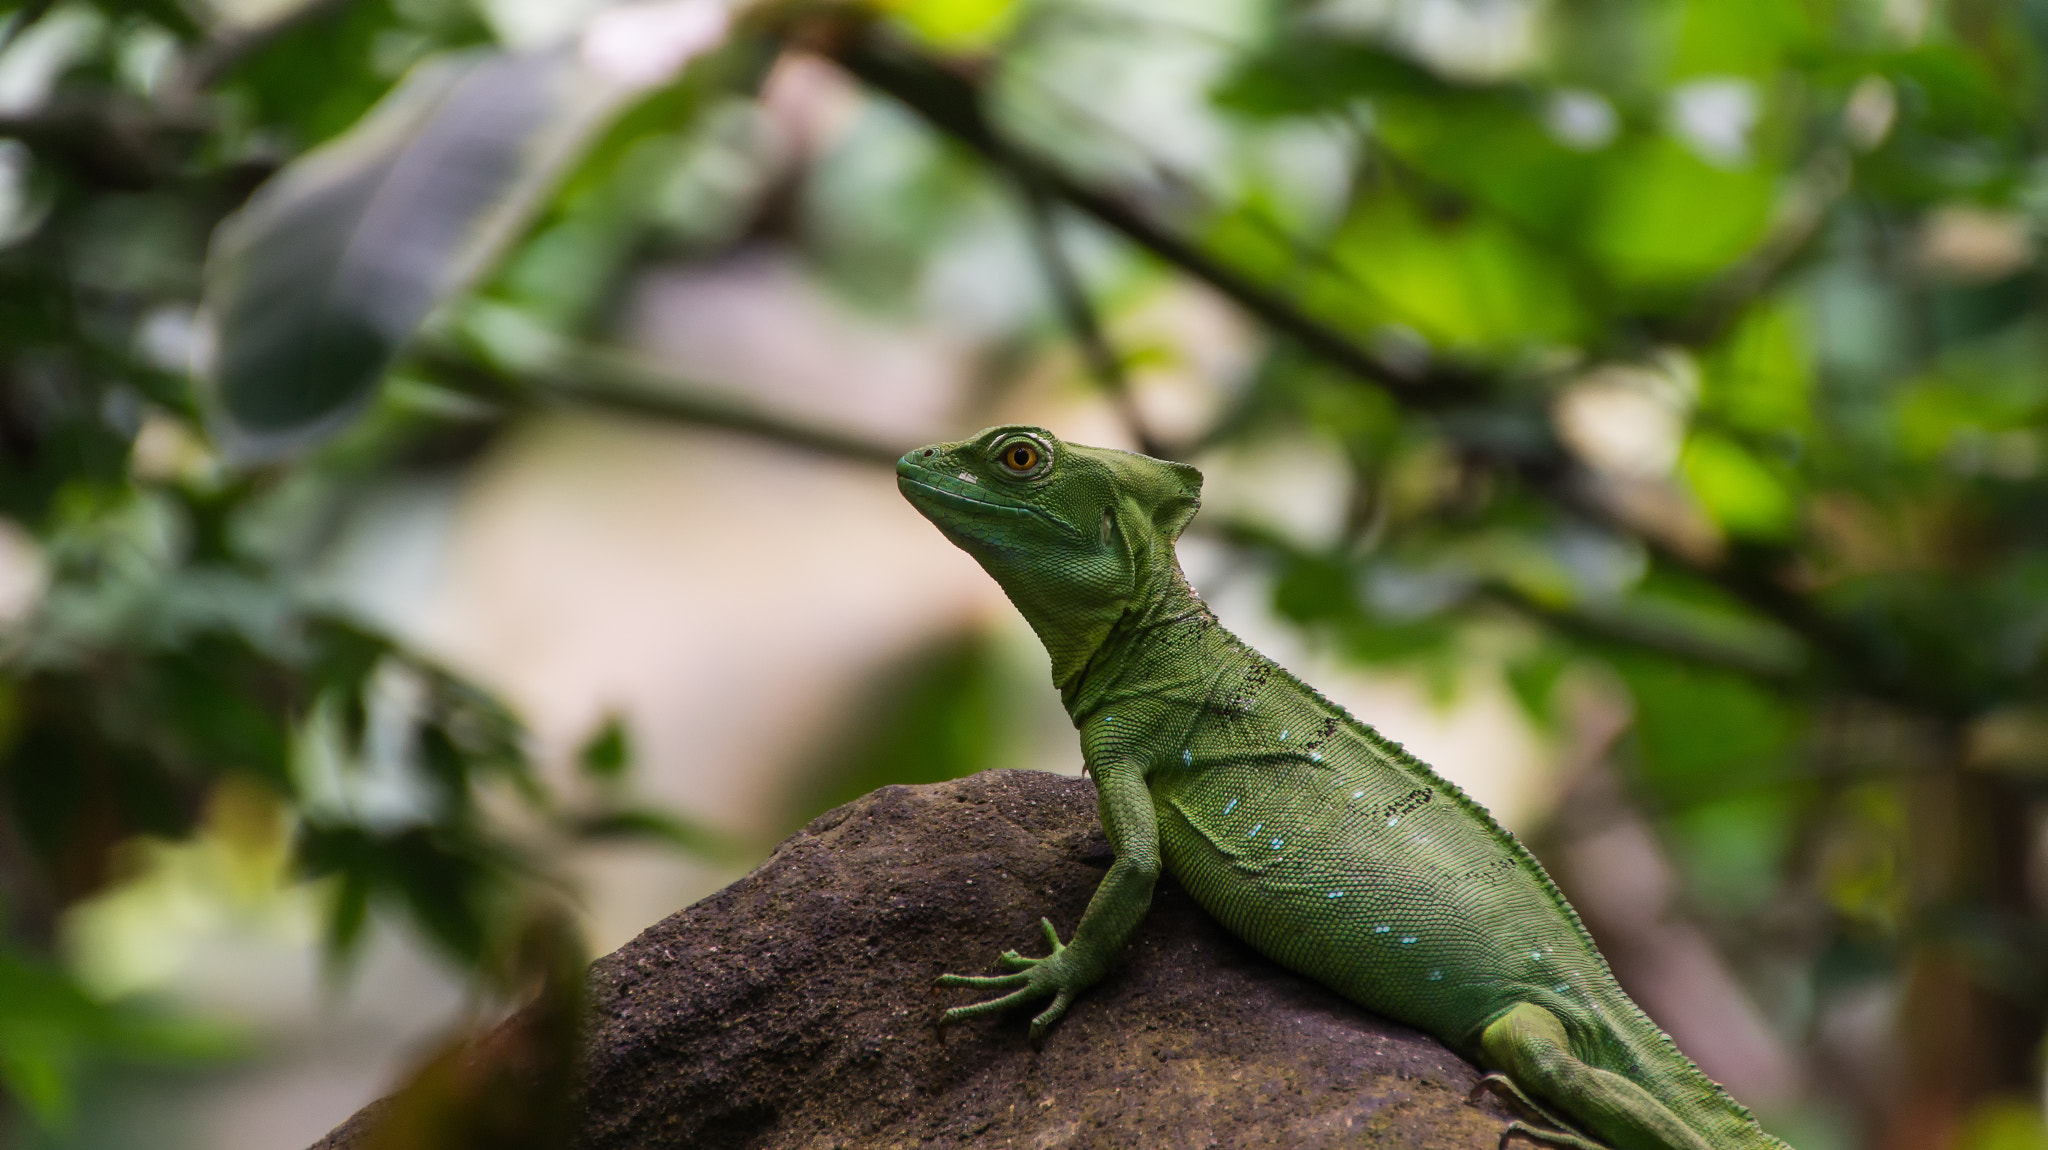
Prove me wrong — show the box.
[782,630,1023,832]
[5,0,2048,1145]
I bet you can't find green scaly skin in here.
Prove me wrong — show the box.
[898,426,1791,1150]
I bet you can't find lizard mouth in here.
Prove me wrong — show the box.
[896,472,1035,520]
[896,462,1079,547]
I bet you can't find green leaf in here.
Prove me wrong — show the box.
[1586,138,1774,291]
[1682,432,1797,540]
[782,631,1019,831]
[1702,298,1812,434]
[883,0,1019,50]
[1504,646,1570,729]
[566,807,742,861]
[1611,653,1797,800]
[1318,189,1592,349]
[578,714,630,782]
[1213,38,1456,118]
[1667,0,1810,80]
[0,948,240,1128]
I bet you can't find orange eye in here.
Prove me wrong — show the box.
[1001,442,1041,473]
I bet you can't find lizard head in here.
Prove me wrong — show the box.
[897,425,1201,687]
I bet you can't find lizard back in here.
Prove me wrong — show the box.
[1135,625,1779,1147]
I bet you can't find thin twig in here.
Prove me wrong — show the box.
[1013,174,1170,459]
[411,342,904,469]
[830,35,1479,407]
[1478,581,1807,686]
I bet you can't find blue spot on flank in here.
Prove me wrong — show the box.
[1554,983,1570,994]
[1374,925,1391,934]
[1327,890,1344,899]
[1386,816,1399,827]
[1182,749,1193,766]
[1352,790,1364,800]
[1427,970,1443,981]
[1310,752,1323,763]
[1249,824,1263,837]
[1222,798,1239,816]
[1105,715,1114,723]
[1279,729,1289,741]
[1530,950,1543,961]
[1400,936,1417,945]
[1270,838,1283,849]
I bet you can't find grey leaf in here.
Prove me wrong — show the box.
[196,48,650,461]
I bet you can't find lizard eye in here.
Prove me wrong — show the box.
[997,439,1045,476]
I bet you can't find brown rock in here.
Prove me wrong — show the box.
[314,769,1515,1149]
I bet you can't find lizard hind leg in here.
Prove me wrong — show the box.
[1471,1073,1578,1131]
[1478,1004,1713,1150]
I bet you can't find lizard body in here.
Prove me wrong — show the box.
[898,426,1790,1150]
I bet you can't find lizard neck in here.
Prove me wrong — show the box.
[1058,558,1217,721]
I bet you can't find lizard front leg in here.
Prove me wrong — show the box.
[936,758,1158,1040]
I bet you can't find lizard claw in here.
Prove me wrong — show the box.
[936,920,1082,1037]
[1027,989,1076,1041]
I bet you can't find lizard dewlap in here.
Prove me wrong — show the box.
[898,426,1790,1150]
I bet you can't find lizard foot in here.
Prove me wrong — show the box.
[934,918,1081,1040]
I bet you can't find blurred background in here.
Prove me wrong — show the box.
[0,0,2045,1146]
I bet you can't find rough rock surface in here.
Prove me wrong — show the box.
[315,769,1517,1148]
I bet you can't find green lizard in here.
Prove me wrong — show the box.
[897,425,1791,1150]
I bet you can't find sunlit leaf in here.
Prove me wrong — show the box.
[1682,432,1797,540]
[1586,138,1773,290]
[883,0,1018,50]
[1702,298,1812,433]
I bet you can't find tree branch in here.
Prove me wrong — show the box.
[823,26,1945,713]
[1012,174,1170,459]
[829,33,1482,408]
[1478,580,1807,686]
[409,341,904,469]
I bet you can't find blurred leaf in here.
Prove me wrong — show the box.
[1504,646,1570,729]
[300,822,511,968]
[1666,790,1799,915]
[1701,298,1812,434]
[566,807,743,862]
[1611,653,1798,800]
[783,630,1017,830]
[1273,551,1356,625]
[0,947,239,1129]
[214,0,482,148]
[578,714,630,782]
[1667,0,1810,80]
[1587,137,1774,290]
[1682,431,1797,540]
[1213,38,1457,118]
[1957,1099,2048,1150]
[1319,189,1592,349]
[198,49,673,459]
[884,0,1019,51]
